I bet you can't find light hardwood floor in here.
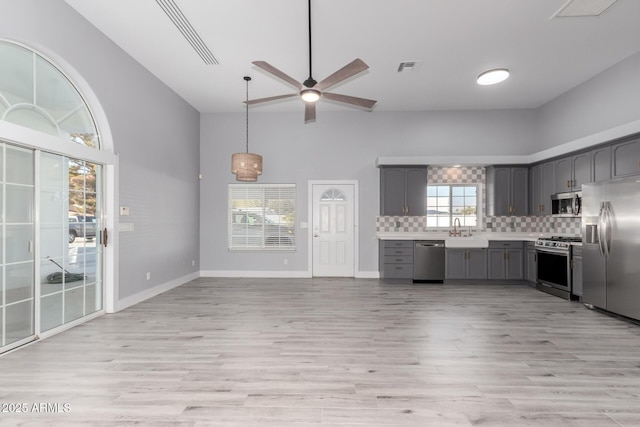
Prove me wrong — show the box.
[2,278,640,426]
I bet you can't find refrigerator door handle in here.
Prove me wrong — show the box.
[597,202,606,256]
[603,202,613,257]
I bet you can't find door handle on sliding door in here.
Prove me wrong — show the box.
[102,228,108,247]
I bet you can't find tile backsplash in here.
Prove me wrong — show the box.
[376,215,581,236]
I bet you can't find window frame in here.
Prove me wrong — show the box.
[228,183,296,251]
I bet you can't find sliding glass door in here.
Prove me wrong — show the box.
[1,142,103,353]
[0,144,35,349]
[40,154,103,332]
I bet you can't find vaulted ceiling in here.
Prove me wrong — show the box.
[65,0,640,115]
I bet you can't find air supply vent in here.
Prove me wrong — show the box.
[397,61,422,73]
[552,0,617,18]
[156,0,219,65]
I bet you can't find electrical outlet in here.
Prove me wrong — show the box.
[284,258,288,265]
[191,260,195,267]
[146,272,151,280]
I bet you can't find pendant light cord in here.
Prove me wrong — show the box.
[244,76,250,153]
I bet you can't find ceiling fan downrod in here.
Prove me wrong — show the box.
[303,0,317,88]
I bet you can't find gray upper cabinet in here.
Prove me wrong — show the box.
[573,152,592,190]
[380,167,427,216]
[554,152,592,193]
[592,145,612,182]
[612,137,640,178]
[530,161,554,216]
[486,166,528,216]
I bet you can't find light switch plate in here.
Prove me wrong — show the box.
[120,206,130,216]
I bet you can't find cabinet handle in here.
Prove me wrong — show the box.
[395,267,402,270]
[534,253,537,262]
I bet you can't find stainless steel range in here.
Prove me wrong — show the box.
[535,236,581,300]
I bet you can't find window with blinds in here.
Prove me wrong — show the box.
[228,184,296,250]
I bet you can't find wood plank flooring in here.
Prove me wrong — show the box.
[2,278,640,426]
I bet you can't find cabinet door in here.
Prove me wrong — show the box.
[554,157,572,193]
[529,165,542,216]
[487,249,505,280]
[445,249,466,279]
[505,248,524,280]
[540,162,554,215]
[511,167,528,215]
[526,247,537,283]
[404,168,427,216]
[380,168,405,215]
[466,249,488,280]
[572,252,583,297]
[612,138,640,178]
[592,146,611,182]
[572,152,592,190]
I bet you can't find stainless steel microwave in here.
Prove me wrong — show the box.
[551,191,581,216]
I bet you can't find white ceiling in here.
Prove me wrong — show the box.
[64,0,640,116]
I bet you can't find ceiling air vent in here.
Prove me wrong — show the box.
[552,0,618,18]
[397,61,422,73]
[156,0,219,65]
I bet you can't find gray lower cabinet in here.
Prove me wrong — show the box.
[525,242,537,283]
[445,248,487,280]
[572,245,583,297]
[487,241,523,280]
[380,240,413,281]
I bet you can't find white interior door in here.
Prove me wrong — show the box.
[312,183,355,277]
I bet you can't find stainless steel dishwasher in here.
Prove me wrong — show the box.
[413,241,445,283]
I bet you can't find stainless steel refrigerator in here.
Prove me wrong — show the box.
[582,176,640,321]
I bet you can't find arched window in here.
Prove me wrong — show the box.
[320,188,347,201]
[0,40,99,148]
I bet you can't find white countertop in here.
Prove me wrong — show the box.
[376,231,575,242]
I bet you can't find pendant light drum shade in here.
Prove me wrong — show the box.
[231,152,263,181]
[232,76,263,181]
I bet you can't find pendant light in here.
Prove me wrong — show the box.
[231,76,263,181]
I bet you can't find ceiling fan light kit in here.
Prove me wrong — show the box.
[300,89,321,103]
[248,0,377,123]
[232,76,263,182]
[477,68,510,85]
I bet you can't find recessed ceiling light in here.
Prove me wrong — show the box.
[477,68,510,85]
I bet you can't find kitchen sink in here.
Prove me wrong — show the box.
[445,236,489,248]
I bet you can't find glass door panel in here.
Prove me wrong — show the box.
[39,154,102,333]
[1,144,35,351]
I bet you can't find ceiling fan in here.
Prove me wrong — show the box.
[248,0,377,123]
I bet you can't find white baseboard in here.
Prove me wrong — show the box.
[201,270,312,278]
[356,271,380,279]
[116,271,200,311]
[201,270,380,279]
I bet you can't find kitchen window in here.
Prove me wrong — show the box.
[228,184,296,250]
[426,184,479,228]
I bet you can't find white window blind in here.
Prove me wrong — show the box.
[228,184,296,250]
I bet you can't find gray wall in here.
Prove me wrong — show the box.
[200,109,538,275]
[1,0,201,300]
[535,51,640,149]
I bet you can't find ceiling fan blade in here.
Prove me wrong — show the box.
[316,58,369,92]
[252,61,302,90]
[246,93,298,105]
[322,92,377,109]
[304,103,316,123]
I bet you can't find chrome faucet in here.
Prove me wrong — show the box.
[449,217,462,236]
